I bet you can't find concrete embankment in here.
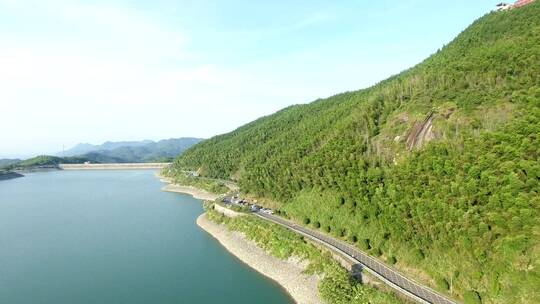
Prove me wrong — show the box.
[196,213,322,304]
[59,163,171,170]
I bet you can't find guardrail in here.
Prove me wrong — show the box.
[255,212,458,304]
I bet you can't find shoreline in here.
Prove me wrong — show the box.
[155,172,321,303]
[196,213,322,304]
[161,184,220,201]
[157,173,220,201]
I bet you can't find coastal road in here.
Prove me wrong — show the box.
[255,212,458,304]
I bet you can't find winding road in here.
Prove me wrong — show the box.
[255,211,458,304]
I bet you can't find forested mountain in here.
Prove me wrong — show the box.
[78,137,203,163]
[169,4,540,304]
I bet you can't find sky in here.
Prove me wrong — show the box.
[0,0,498,158]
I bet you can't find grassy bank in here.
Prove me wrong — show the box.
[204,204,404,304]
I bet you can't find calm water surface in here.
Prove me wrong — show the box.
[0,170,293,304]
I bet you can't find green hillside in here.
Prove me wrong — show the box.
[169,4,540,303]
[2,155,90,171]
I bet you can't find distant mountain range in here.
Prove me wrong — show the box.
[0,138,204,172]
[65,138,204,163]
[60,140,156,156]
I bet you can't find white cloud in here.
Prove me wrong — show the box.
[0,1,415,158]
[0,1,309,157]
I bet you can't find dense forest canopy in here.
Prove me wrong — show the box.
[170,4,540,303]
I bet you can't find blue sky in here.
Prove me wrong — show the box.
[0,0,497,158]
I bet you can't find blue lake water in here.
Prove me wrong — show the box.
[0,170,293,304]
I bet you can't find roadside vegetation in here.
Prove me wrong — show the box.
[205,205,404,304]
[172,4,540,303]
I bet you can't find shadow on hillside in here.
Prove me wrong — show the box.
[351,263,365,283]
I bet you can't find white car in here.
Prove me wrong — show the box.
[261,208,274,215]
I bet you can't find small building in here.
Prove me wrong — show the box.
[494,2,512,11]
[494,0,535,11]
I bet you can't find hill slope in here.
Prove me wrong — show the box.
[169,4,540,304]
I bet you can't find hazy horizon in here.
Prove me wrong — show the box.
[0,0,497,158]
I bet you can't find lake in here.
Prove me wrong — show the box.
[0,170,293,304]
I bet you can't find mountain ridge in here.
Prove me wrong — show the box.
[168,4,540,303]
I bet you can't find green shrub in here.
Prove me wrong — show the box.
[412,248,425,262]
[464,290,482,304]
[372,247,383,256]
[388,256,397,265]
[436,276,450,291]
[360,239,371,250]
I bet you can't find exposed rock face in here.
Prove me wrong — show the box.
[405,111,436,150]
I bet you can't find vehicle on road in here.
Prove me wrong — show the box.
[260,208,274,215]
